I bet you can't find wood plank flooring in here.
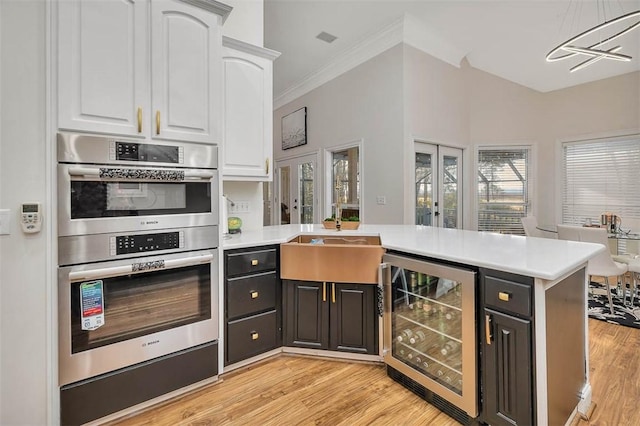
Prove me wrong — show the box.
[111,319,640,426]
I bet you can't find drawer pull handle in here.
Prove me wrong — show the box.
[250,291,259,299]
[485,314,493,345]
[251,259,259,266]
[498,292,511,302]
[251,332,259,340]
[322,282,326,302]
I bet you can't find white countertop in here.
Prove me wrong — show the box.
[222,224,604,281]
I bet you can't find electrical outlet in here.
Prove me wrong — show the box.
[0,209,11,235]
[376,196,386,205]
[229,201,250,214]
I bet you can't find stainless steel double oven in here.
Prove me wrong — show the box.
[57,133,219,424]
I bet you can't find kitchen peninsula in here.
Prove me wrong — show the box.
[223,224,603,425]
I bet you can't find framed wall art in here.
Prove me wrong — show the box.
[281,107,307,150]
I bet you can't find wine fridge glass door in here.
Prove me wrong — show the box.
[383,253,477,417]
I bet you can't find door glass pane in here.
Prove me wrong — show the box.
[332,147,360,219]
[442,156,458,229]
[416,153,433,226]
[299,162,314,224]
[263,182,272,226]
[279,166,291,224]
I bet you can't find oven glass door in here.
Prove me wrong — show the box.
[69,260,211,354]
[69,173,212,219]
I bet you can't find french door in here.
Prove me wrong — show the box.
[415,143,463,229]
[275,153,317,225]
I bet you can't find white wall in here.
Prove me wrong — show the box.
[273,45,405,224]
[465,64,545,226]
[274,41,640,231]
[403,45,470,226]
[544,71,640,225]
[222,181,264,231]
[0,1,51,425]
[222,0,264,46]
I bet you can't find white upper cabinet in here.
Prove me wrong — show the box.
[151,1,222,143]
[222,37,280,180]
[57,0,231,143]
[58,0,149,137]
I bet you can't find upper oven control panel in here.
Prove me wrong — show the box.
[57,132,217,169]
[111,141,184,164]
[110,231,184,256]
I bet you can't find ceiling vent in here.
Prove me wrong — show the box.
[316,31,338,43]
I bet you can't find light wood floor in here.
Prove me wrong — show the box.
[111,319,640,426]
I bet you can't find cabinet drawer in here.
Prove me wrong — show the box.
[484,276,532,317]
[226,310,278,365]
[226,248,276,277]
[227,272,277,319]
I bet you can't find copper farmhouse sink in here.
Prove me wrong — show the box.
[280,235,385,284]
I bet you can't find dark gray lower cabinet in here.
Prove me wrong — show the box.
[481,268,534,426]
[284,280,377,355]
[224,246,282,366]
[483,308,532,426]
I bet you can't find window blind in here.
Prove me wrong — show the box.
[562,136,640,226]
[477,148,531,235]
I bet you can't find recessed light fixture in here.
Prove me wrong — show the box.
[316,31,338,44]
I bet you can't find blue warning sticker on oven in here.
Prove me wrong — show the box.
[80,280,105,331]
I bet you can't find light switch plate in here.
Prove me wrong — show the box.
[229,200,250,214]
[0,209,11,235]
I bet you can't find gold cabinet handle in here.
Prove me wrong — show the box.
[265,158,270,174]
[332,283,336,304]
[250,291,259,299]
[322,282,326,302]
[251,331,259,340]
[498,291,510,302]
[485,314,493,345]
[137,107,142,133]
[155,110,160,135]
[251,259,258,266]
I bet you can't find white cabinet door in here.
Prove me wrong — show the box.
[221,39,279,180]
[58,0,148,137]
[150,1,221,144]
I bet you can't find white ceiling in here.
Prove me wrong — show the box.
[264,0,640,103]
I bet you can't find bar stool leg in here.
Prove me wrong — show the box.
[605,276,615,315]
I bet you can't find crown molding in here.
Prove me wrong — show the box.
[179,0,232,23]
[273,14,469,110]
[223,36,281,61]
[274,16,405,110]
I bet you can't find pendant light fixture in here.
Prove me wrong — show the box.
[546,1,640,73]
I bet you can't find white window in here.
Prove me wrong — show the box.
[562,135,640,226]
[477,147,532,235]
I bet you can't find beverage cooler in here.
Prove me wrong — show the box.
[382,253,478,422]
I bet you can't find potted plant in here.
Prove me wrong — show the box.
[323,215,360,230]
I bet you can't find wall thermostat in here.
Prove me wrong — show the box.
[21,203,42,233]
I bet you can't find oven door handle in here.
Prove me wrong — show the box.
[68,253,214,282]
[67,167,214,181]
